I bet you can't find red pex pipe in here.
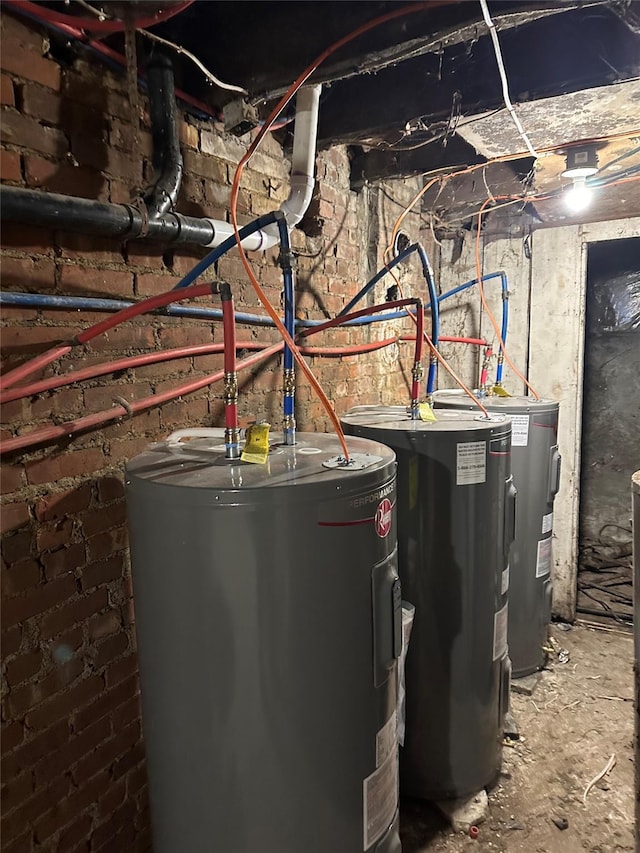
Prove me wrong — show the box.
[9,1,194,33]
[0,341,284,455]
[221,287,238,433]
[0,333,403,455]
[301,298,424,411]
[0,281,212,392]
[1,337,400,405]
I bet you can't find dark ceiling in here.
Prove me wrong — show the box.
[15,1,640,227]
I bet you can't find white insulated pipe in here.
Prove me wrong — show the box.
[204,84,322,250]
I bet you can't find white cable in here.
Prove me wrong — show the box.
[479,0,539,159]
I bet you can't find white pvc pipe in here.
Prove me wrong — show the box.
[204,84,322,250]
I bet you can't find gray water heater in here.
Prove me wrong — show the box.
[126,430,402,853]
[434,392,560,677]
[341,407,514,801]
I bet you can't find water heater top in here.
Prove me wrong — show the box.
[433,390,558,415]
[340,406,511,437]
[125,429,396,503]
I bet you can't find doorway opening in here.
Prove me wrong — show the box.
[576,236,639,626]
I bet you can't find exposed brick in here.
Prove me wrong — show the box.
[1,574,76,629]
[0,774,69,844]
[135,271,180,297]
[86,526,128,562]
[59,264,134,298]
[0,502,30,535]
[72,719,139,786]
[4,657,83,719]
[2,559,42,596]
[87,325,156,353]
[81,554,124,591]
[35,484,92,522]
[41,542,86,580]
[34,714,111,789]
[96,476,124,503]
[0,42,61,91]
[73,674,137,732]
[25,673,103,731]
[21,82,62,124]
[105,653,137,688]
[87,608,122,642]
[5,651,43,687]
[56,813,93,853]
[0,148,21,182]
[1,769,35,815]
[34,770,109,843]
[40,587,109,639]
[2,625,22,657]
[26,449,106,487]
[93,632,129,670]
[97,777,126,819]
[84,382,152,412]
[1,73,14,106]
[0,112,67,157]
[0,720,69,780]
[0,462,25,495]
[91,798,137,850]
[0,256,56,296]
[112,741,145,781]
[1,720,24,755]
[24,156,106,200]
[36,517,74,553]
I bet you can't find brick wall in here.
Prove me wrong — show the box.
[0,11,429,851]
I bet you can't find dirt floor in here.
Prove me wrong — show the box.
[400,623,635,853]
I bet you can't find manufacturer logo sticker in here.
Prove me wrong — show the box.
[374,498,392,538]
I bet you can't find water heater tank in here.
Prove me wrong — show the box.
[125,430,402,853]
[434,392,560,677]
[341,407,514,801]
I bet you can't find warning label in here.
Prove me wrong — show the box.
[510,415,530,447]
[501,565,510,595]
[456,441,486,486]
[493,602,508,661]
[363,746,398,851]
[536,537,552,578]
[542,512,553,535]
[375,711,397,768]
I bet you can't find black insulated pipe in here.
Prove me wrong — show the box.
[144,54,183,218]
[0,186,215,246]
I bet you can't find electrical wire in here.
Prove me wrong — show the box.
[478,0,538,159]
[138,28,247,94]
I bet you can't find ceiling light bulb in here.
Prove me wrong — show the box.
[564,177,593,213]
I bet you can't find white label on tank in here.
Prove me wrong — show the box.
[375,710,398,768]
[493,602,509,661]
[536,537,552,577]
[456,441,486,485]
[510,414,530,447]
[542,512,553,535]
[501,565,510,595]
[363,746,399,851]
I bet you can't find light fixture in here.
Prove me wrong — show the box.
[562,145,598,213]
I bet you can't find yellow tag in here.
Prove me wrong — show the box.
[418,403,437,422]
[492,384,511,398]
[241,423,270,464]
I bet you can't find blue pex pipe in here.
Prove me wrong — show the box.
[172,211,284,290]
[416,245,439,396]
[0,292,413,328]
[433,271,508,384]
[338,242,419,317]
